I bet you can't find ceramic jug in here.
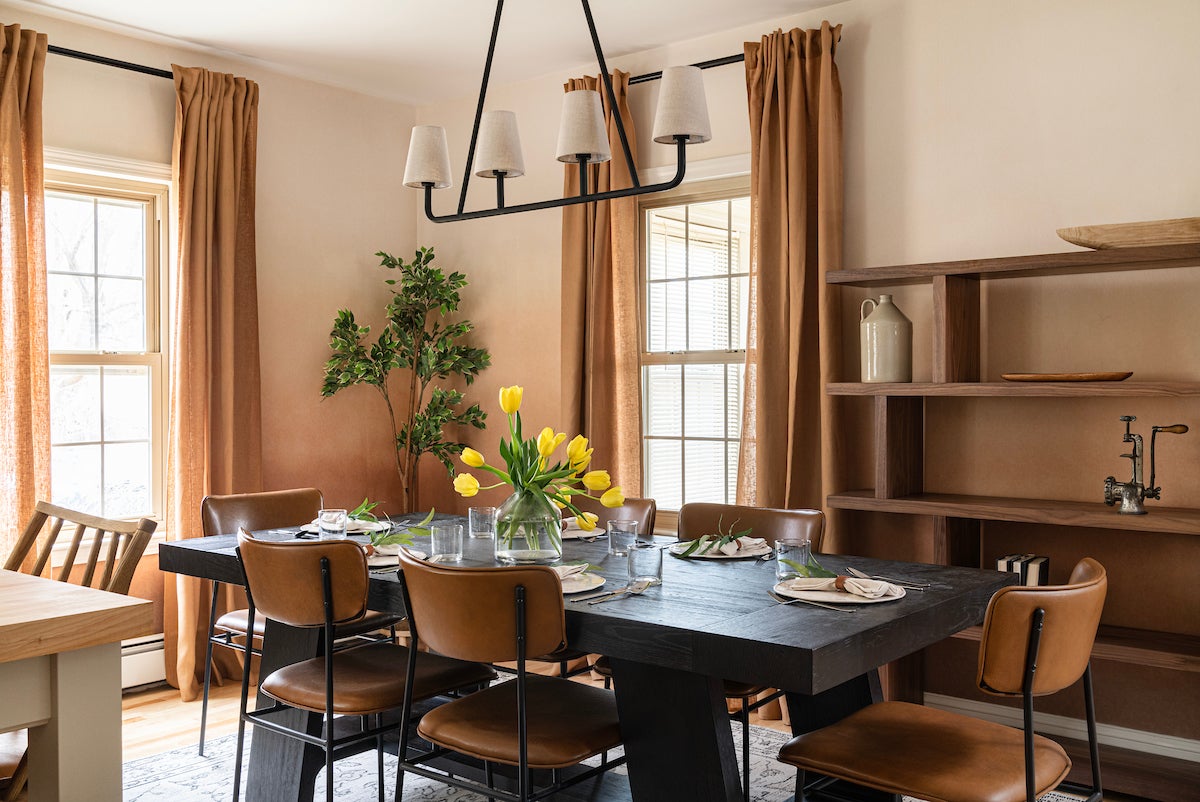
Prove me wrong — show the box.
[860,294,912,382]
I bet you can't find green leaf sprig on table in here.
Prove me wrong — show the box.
[779,553,837,578]
[367,509,435,548]
[672,517,753,558]
[349,497,380,522]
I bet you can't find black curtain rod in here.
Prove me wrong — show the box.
[47,42,744,88]
[48,44,174,79]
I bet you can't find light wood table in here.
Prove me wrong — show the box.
[0,569,154,802]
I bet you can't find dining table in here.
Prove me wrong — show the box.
[158,514,1014,802]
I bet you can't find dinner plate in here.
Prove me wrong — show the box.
[772,581,905,604]
[301,519,392,534]
[561,573,605,594]
[669,541,773,560]
[559,518,597,540]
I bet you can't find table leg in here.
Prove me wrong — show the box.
[608,657,742,802]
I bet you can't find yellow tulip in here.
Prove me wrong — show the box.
[577,511,599,531]
[566,435,590,463]
[499,385,523,414]
[536,427,566,458]
[600,486,625,508]
[581,470,611,491]
[453,473,480,498]
[460,447,485,468]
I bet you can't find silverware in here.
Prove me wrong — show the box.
[369,565,399,574]
[588,579,651,605]
[571,584,628,602]
[845,566,929,589]
[767,589,858,612]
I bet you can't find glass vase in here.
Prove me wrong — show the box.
[495,489,562,565]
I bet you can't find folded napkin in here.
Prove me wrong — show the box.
[778,575,904,599]
[718,535,767,556]
[551,563,589,580]
[310,518,382,533]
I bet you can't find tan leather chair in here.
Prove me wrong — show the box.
[396,550,624,802]
[778,558,1107,802]
[197,488,403,755]
[232,533,494,802]
[1,501,155,801]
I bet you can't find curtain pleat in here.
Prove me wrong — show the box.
[165,65,263,699]
[738,23,845,525]
[0,24,48,564]
[560,70,642,493]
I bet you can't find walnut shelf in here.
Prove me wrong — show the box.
[951,624,1200,673]
[828,381,1200,397]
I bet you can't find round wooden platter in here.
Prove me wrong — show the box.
[1000,371,1133,382]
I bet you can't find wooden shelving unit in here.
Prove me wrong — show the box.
[828,381,1200,397]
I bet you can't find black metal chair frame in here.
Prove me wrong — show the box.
[395,575,626,802]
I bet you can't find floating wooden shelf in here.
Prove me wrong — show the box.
[828,381,1200,397]
[827,491,1200,536]
[951,624,1200,673]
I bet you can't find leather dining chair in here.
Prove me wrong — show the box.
[0,501,156,802]
[591,502,824,802]
[396,549,625,802]
[777,557,1107,802]
[232,532,495,802]
[197,489,403,755]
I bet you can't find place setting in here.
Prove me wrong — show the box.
[767,541,927,612]
[667,520,773,559]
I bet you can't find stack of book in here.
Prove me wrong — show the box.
[996,553,1049,586]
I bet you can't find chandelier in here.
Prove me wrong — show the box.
[403,0,712,223]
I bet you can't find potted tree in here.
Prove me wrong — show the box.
[322,247,490,512]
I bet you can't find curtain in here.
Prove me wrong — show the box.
[0,25,48,563]
[560,70,642,494]
[738,23,844,517]
[165,65,263,699]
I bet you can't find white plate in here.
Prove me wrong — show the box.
[772,581,906,604]
[669,541,773,560]
[369,549,426,568]
[302,519,393,534]
[561,573,605,594]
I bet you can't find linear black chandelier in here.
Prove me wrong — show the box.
[403,0,712,223]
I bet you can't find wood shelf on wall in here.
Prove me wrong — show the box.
[827,490,1200,536]
[951,624,1200,673]
[827,381,1200,397]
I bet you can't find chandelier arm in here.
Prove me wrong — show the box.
[423,137,685,223]
[580,0,640,190]
[457,0,507,215]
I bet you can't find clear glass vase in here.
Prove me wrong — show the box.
[495,489,562,565]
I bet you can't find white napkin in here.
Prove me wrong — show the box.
[310,518,382,534]
[551,563,589,580]
[778,576,904,599]
[718,535,767,556]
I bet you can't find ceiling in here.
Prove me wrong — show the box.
[16,0,830,104]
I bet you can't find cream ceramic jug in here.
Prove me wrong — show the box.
[860,294,912,383]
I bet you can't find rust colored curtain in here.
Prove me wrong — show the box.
[738,23,844,519]
[165,65,263,699]
[560,70,642,493]
[0,25,48,563]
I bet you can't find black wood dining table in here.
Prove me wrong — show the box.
[159,514,1014,802]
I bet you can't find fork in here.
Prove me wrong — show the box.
[588,579,651,604]
[845,566,929,589]
[767,589,857,612]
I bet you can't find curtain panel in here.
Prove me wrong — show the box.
[560,70,642,494]
[165,65,264,699]
[0,24,48,563]
[738,23,845,520]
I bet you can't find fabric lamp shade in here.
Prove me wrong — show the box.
[555,89,611,164]
[474,110,525,178]
[404,125,453,188]
[652,65,711,144]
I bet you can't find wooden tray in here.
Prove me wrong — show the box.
[1001,372,1133,382]
[1057,217,1200,249]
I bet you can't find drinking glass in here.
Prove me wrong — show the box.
[607,519,638,557]
[429,523,464,563]
[627,541,663,586]
[775,538,812,581]
[317,509,347,541]
[468,506,497,539]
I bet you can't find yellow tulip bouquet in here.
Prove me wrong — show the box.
[453,385,624,562]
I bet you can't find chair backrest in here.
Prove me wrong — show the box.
[977,557,1107,697]
[399,550,564,663]
[677,502,825,550]
[575,496,657,535]
[201,488,323,537]
[3,501,156,595]
[236,531,368,627]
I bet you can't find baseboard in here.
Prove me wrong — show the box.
[924,692,1200,764]
[121,634,165,689]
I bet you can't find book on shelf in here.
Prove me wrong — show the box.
[995,553,1049,586]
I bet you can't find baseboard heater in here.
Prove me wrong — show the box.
[121,633,166,689]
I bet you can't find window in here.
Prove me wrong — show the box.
[44,170,167,519]
[640,190,750,512]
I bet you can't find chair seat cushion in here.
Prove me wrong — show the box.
[531,646,588,663]
[214,607,266,638]
[215,608,405,641]
[261,643,494,716]
[777,701,1071,802]
[418,674,621,770]
[592,655,765,699]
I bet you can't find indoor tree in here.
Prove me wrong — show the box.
[322,247,490,512]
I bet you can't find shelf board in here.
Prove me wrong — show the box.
[827,490,1200,535]
[951,624,1200,673]
[827,381,1200,397]
[827,243,1200,286]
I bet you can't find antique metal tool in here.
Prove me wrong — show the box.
[1103,416,1189,514]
